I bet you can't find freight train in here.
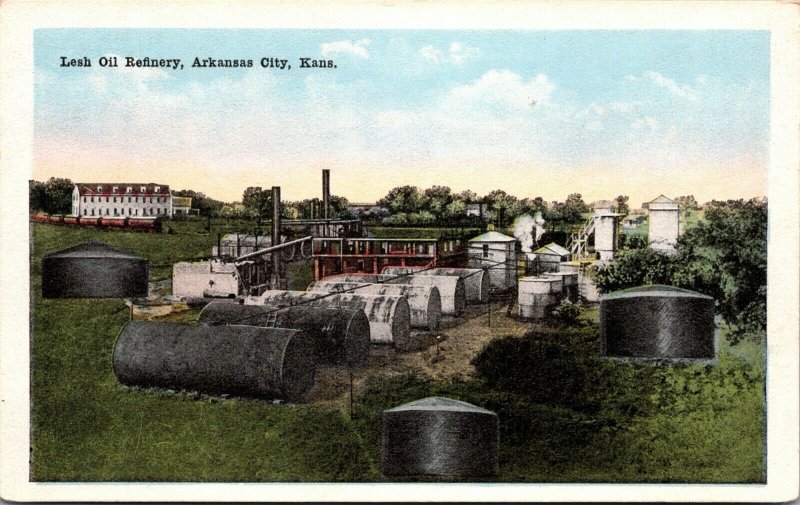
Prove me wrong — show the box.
[30,214,163,232]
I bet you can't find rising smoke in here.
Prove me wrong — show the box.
[513,212,546,253]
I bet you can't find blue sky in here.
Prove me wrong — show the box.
[34,29,770,204]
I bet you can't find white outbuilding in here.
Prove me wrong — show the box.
[468,230,517,292]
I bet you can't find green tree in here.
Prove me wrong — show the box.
[614,195,630,216]
[31,177,74,214]
[377,185,425,214]
[422,185,453,218]
[241,187,273,220]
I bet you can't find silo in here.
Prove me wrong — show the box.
[113,321,316,402]
[42,241,149,298]
[198,302,370,369]
[382,267,489,304]
[308,281,442,331]
[252,290,411,348]
[600,285,716,359]
[331,274,466,316]
[517,276,560,319]
[381,397,499,478]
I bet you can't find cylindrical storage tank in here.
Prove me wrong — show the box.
[308,281,441,331]
[42,241,149,298]
[334,274,465,317]
[198,302,370,369]
[381,397,499,478]
[382,267,489,304]
[252,290,411,348]
[541,273,563,295]
[113,321,317,402]
[600,285,716,359]
[517,276,559,319]
[558,262,580,274]
[545,272,579,301]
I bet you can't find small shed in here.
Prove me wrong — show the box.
[532,242,571,272]
[42,241,149,298]
[468,231,516,292]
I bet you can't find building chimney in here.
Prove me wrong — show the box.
[271,186,282,289]
[322,169,330,220]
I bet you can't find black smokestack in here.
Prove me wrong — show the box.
[322,169,330,219]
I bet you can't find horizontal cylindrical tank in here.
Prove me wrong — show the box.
[42,241,149,298]
[382,267,489,304]
[381,397,499,478]
[113,321,316,402]
[328,273,465,316]
[172,261,238,299]
[308,281,441,331]
[517,276,560,319]
[600,285,716,359]
[198,302,370,369]
[251,290,411,348]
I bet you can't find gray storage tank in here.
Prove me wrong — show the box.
[382,267,489,304]
[381,397,499,478]
[600,285,716,359]
[113,321,317,402]
[198,303,370,369]
[251,290,411,348]
[308,281,442,331]
[42,241,149,298]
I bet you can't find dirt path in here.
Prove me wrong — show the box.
[309,299,544,409]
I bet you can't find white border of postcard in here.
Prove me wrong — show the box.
[1,0,798,502]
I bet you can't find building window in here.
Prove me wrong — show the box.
[83,209,87,216]
[126,187,132,193]
[83,197,86,203]
[155,187,160,193]
[483,244,489,258]
[150,197,153,203]
[112,186,118,192]
[127,196,131,203]
[91,197,94,203]
[140,186,146,192]
[97,185,102,192]
[91,209,94,216]
[105,208,109,215]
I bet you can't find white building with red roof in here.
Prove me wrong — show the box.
[71,183,173,219]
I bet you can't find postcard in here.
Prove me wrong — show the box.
[1,0,798,502]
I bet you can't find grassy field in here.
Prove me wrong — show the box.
[29,221,765,482]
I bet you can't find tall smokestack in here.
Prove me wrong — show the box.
[322,169,330,220]
[271,186,281,289]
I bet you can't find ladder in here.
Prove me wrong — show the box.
[264,311,278,328]
[567,215,596,260]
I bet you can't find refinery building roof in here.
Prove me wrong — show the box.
[469,231,516,243]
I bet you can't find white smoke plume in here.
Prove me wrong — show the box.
[513,212,547,253]
[534,211,546,242]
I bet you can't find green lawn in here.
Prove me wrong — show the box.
[30,221,765,482]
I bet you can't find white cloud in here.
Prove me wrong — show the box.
[321,38,371,59]
[445,70,555,110]
[643,70,700,102]
[419,41,480,65]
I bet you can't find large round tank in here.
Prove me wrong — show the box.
[113,321,316,402]
[330,274,466,316]
[543,272,579,302]
[381,397,499,478]
[517,276,560,319]
[600,285,716,359]
[42,241,149,298]
[198,302,370,369]
[308,281,441,331]
[251,290,411,348]
[382,267,489,304]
